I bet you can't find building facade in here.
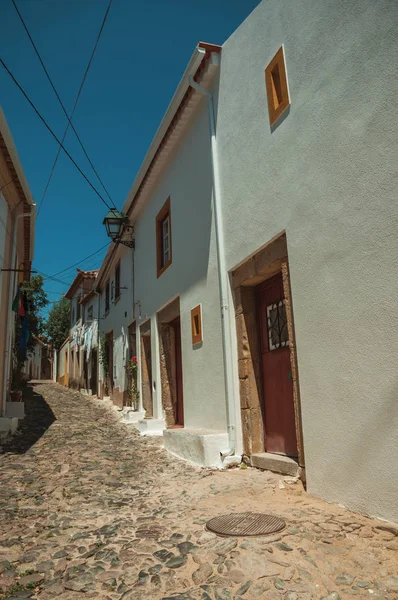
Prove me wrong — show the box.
[0,107,35,438]
[64,270,98,391]
[96,244,134,406]
[215,0,398,523]
[95,0,398,523]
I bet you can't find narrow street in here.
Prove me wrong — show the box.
[0,384,397,600]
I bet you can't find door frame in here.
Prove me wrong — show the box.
[231,231,305,469]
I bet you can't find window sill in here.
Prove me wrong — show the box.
[157,259,172,279]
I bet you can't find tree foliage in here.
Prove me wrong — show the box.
[21,275,48,352]
[46,296,71,350]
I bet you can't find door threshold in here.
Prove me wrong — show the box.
[251,452,299,477]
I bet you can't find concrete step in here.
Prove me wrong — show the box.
[251,452,299,477]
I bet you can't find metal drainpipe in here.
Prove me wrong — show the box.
[189,73,236,460]
[1,205,36,417]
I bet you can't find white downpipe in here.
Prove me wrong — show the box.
[1,205,36,416]
[189,73,236,460]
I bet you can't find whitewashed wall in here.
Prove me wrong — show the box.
[216,0,398,521]
[99,245,134,396]
[0,192,8,303]
[133,99,227,430]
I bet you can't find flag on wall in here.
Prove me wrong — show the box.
[12,285,25,317]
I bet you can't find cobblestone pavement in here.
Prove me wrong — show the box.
[0,383,397,600]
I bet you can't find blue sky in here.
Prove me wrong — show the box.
[0,0,259,309]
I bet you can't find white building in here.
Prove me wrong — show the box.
[98,0,398,523]
[213,0,398,522]
[0,107,35,438]
[96,244,135,407]
[64,269,98,391]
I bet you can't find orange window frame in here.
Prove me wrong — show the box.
[191,305,203,345]
[265,46,290,126]
[156,197,172,278]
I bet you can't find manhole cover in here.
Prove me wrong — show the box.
[206,512,286,537]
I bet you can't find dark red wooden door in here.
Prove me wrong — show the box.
[258,273,297,457]
[173,318,184,426]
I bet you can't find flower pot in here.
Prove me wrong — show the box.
[10,391,22,402]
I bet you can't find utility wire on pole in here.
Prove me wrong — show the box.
[0,56,112,211]
[11,0,114,216]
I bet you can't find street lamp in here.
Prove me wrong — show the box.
[103,209,135,248]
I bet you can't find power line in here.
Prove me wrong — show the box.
[11,0,115,216]
[0,57,112,211]
[43,242,110,281]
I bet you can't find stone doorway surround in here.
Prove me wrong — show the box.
[157,297,181,428]
[140,319,153,418]
[231,231,305,475]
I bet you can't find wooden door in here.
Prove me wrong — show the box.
[106,332,113,392]
[172,317,184,426]
[258,273,297,457]
[91,349,98,395]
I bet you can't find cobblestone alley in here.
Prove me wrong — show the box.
[0,382,397,600]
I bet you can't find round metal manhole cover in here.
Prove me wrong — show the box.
[206,512,286,537]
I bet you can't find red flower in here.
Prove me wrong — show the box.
[131,356,138,364]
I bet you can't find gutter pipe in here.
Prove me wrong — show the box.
[189,65,237,461]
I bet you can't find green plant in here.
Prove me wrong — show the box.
[99,335,110,395]
[125,355,139,409]
[45,296,70,350]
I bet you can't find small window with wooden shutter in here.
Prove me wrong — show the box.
[156,197,172,278]
[265,46,290,126]
[191,305,203,345]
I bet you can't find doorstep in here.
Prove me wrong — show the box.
[251,452,299,477]
[163,428,229,468]
[0,416,18,441]
[121,409,145,424]
[6,401,25,419]
[134,418,165,436]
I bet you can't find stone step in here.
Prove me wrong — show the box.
[251,452,299,477]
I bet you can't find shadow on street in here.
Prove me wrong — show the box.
[1,383,56,454]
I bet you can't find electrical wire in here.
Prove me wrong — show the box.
[11,0,115,216]
[0,56,112,211]
[43,242,110,281]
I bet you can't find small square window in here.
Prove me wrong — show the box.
[156,197,172,278]
[191,305,203,345]
[265,46,290,126]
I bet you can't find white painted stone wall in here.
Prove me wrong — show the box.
[216,0,398,521]
[133,100,227,430]
[0,192,8,303]
[99,245,134,395]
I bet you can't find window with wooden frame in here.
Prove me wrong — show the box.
[191,305,203,345]
[115,262,121,301]
[265,46,290,126]
[105,282,110,313]
[156,197,172,278]
[76,297,81,321]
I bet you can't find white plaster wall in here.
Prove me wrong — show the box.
[57,341,69,379]
[134,100,227,430]
[0,192,8,303]
[99,246,133,393]
[216,0,398,521]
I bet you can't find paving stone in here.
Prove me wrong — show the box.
[192,563,213,585]
[0,382,395,600]
[165,556,186,568]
